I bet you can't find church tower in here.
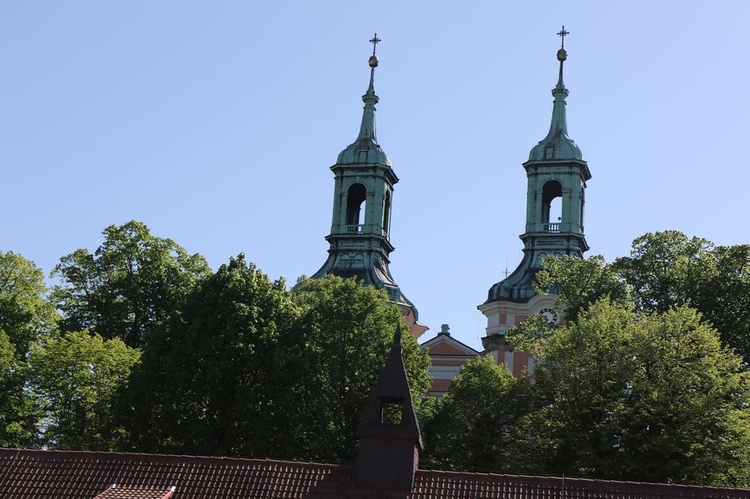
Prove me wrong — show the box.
[478,28,591,371]
[312,35,427,338]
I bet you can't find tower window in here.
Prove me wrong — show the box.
[346,183,367,230]
[382,191,391,236]
[579,190,585,233]
[542,180,563,231]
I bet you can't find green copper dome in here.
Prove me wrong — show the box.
[528,47,583,161]
[336,64,392,167]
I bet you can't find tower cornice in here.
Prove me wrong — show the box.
[522,158,591,181]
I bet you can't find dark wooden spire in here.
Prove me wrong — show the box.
[356,325,423,491]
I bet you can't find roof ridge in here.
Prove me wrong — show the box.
[415,468,750,491]
[0,447,355,470]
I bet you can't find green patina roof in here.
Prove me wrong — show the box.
[336,62,392,167]
[528,47,583,161]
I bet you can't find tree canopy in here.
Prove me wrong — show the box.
[27,331,140,450]
[0,251,58,354]
[536,231,750,361]
[517,300,750,486]
[52,221,211,348]
[421,355,530,473]
[124,254,299,456]
[291,275,430,463]
[0,251,58,446]
[124,261,430,464]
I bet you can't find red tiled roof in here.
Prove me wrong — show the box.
[1,448,749,499]
[0,448,358,499]
[413,469,750,499]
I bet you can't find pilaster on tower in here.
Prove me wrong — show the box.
[311,35,427,339]
[479,27,591,362]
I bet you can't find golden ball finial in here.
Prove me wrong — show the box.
[368,55,379,68]
[557,48,567,62]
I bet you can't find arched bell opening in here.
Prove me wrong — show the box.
[346,183,367,233]
[542,180,563,232]
[382,191,391,236]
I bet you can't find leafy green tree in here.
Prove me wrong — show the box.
[0,251,58,446]
[125,269,430,464]
[27,331,140,450]
[614,231,750,360]
[613,231,712,314]
[52,221,211,348]
[421,356,529,473]
[0,251,58,355]
[124,254,296,457]
[682,243,750,361]
[0,328,36,446]
[538,233,750,361]
[521,299,750,486]
[535,254,629,322]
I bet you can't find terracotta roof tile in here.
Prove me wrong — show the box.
[94,485,175,499]
[1,448,749,499]
[0,448,357,498]
[412,469,750,499]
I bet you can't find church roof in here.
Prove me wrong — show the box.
[528,26,584,162]
[420,324,481,357]
[1,448,748,499]
[335,34,392,167]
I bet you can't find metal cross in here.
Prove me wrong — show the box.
[369,33,381,56]
[557,26,569,49]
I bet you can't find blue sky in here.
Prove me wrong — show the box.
[2,2,748,349]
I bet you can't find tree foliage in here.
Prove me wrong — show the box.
[124,262,430,464]
[613,231,712,314]
[615,231,750,361]
[520,299,750,486]
[124,254,296,456]
[0,251,58,354]
[4,222,749,487]
[535,254,629,322]
[52,221,211,348]
[290,275,431,463]
[0,251,58,447]
[421,356,529,473]
[27,331,140,450]
[694,244,750,359]
[537,232,750,361]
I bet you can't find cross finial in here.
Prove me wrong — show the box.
[557,25,569,49]
[369,33,381,56]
